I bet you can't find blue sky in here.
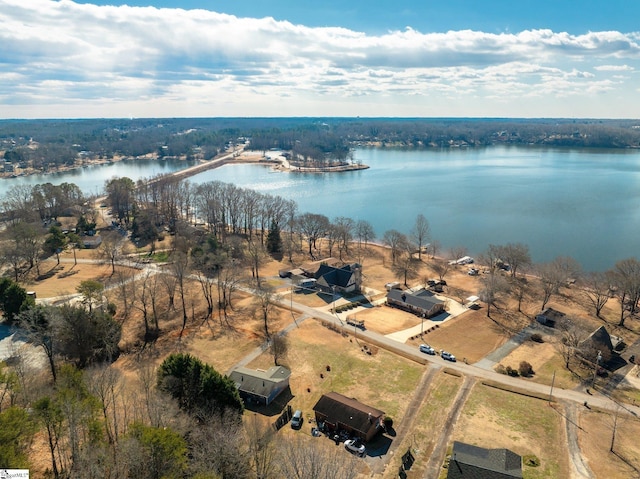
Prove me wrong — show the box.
[2,0,640,118]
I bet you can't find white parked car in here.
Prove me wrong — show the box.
[441,351,456,362]
[344,438,366,456]
[419,344,436,355]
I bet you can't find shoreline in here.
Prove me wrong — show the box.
[0,149,369,181]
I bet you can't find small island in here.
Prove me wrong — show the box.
[237,149,369,173]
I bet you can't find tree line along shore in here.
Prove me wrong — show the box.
[2,117,640,178]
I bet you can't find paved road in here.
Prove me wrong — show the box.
[279,295,640,418]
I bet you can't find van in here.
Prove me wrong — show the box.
[291,410,303,429]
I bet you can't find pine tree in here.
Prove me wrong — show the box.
[266,221,282,255]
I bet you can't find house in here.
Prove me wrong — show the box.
[447,441,523,479]
[535,307,565,327]
[300,257,341,277]
[315,263,362,294]
[580,325,624,354]
[312,392,385,442]
[82,235,103,249]
[386,288,445,318]
[228,366,291,406]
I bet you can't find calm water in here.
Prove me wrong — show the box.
[4,146,640,271]
[189,146,640,272]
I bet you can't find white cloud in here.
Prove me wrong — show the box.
[1,0,640,117]
[594,64,635,71]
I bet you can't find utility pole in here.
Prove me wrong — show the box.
[592,350,603,388]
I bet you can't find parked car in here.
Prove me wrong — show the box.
[441,351,456,362]
[290,410,303,429]
[344,438,366,456]
[468,268,479,276]
[419,344,436,355]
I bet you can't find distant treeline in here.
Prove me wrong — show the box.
[2,117,640,170]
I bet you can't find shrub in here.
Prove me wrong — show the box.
[519,361,534,377]
[495,364,507,375]
[530,333,544,343]
[506,365,519,377]
[383,417,393,429]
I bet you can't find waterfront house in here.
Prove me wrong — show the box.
[535,307,566,327]
[315,263,362,294]
[386,288,445,318]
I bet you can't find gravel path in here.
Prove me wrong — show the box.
[564,402,595,479]
[422,376,475,479]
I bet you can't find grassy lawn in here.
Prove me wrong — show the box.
[381,372,463,479]
[453,383,568,479]
[247,319,423,423]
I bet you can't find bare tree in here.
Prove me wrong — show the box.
[556,316,588,369]
[355,219,375,249]
[85,364,124,445]
[392,240,420,287]
[411,213,431,261]
[297,212,330,258]
[581,271,613,319]
[245,414,277,479]
[536,256,581,311]
[610,257,640,326]
[269,334,289,366]
[334,216,354,260]
[383,229,409,265]
[508,276,530,313]
[97,231,123,275]
[431,259,451,283]
[499,242,532,278]
[277,435,360,479]
[479,271,508,318]
[254,287,277,341]
[171,250,190,337]
[189,414,250,478]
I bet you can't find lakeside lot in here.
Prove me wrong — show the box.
[17,236,640,478]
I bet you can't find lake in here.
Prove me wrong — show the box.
[4,145,640,272]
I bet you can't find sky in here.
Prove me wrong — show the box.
[1,0,640,119]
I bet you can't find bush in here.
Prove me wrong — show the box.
[506,365,519,377]
[495,364,507,375]
[383,417,393,429]
[519,361,534,377]
[530,333,544,343]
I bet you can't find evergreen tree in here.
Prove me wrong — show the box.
[157,353,243,419]
[265,221,282,255]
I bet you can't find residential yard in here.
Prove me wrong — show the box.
[246,319,424,422]
[381,371,463,479]
[579,406,640,479]
[406,308,514,364]
[451,382,570,479]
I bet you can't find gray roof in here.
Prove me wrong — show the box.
[229,366,290,399]
[387,288,444,310]
[447,441,522,479]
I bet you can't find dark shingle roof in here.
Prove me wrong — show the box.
[387,288,444,310]
[447,441,522,479]
[315,263,357,288]
[313,392,384,435]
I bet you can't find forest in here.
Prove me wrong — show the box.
[2,117,640,172]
